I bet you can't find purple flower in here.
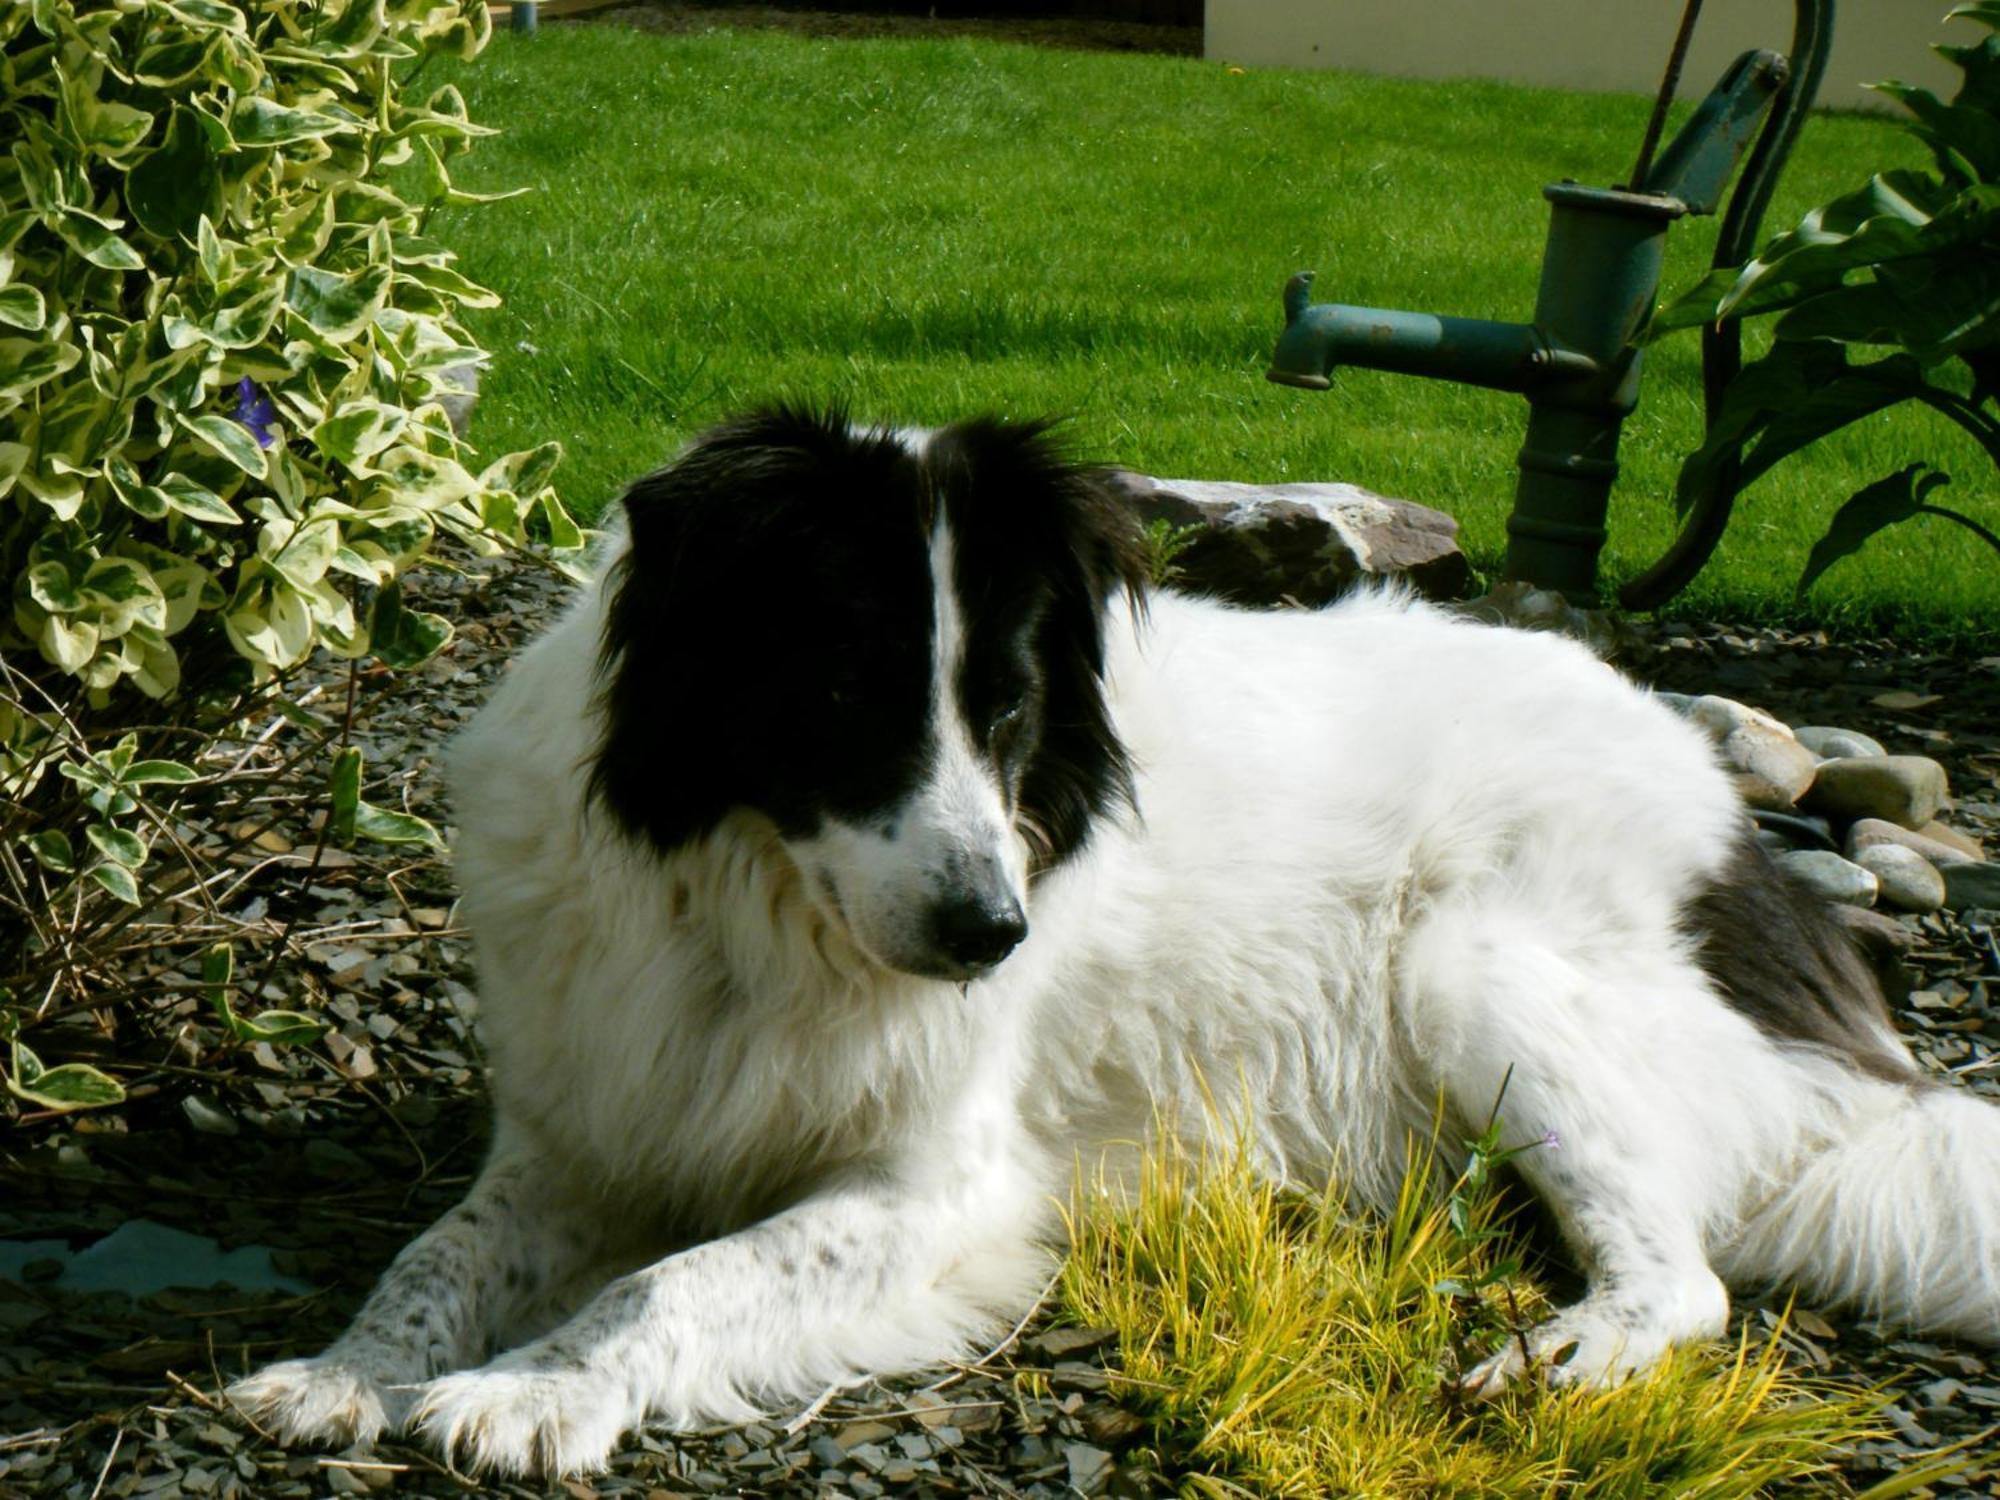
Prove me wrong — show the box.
[1539,1129,1563,1151]
[233,377,278,450]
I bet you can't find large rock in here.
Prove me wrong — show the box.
[1852,843,1946,914]
[1804,755,1949,831]
[1917,820,1987,863]
[1112,473,1471,605]
[1778,849,1879,907]
[1684,697,1816,810]
[1847,818,1983,869]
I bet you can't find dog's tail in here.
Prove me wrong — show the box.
[1724,1069,2000,1344]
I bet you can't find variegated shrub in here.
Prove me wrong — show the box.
[1,0,582,1112]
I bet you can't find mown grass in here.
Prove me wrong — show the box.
[1059,1132,1905,1498]
[431,22,1995,637]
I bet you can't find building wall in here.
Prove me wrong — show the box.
[1205,2,1959,111]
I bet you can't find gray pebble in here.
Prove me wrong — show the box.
[1795,725,1887,760]
[1805,756,1950,831]
[1778,849,1880,907]
[1065,1442,1115,1496]
[1847,818,1984,869]
[1853,844,1946,913]
[1722,723,1819,810]
[808,1435,846,1468]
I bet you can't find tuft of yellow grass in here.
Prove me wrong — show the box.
[1059,1133,1898,1498]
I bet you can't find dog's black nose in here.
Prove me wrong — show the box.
[932,894,1028,972]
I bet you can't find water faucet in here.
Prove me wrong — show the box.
[1267,24,1813,602]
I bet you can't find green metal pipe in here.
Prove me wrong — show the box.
[1267,276,1581,395]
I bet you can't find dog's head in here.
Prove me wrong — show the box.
[591,407,1147,982]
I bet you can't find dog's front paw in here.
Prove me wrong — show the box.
[228,1356,406,1447]
[1457,1308,1677,1400]
[411,1363,631,1477]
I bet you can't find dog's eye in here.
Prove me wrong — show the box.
[989,695,1027,733]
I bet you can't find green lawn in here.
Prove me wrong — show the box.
[433,22,1996,639]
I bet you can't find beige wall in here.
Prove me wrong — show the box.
[1205,2,1961,111]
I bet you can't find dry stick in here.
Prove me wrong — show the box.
[780,1380,849,1437]
[84,1426,123,1500]
[922,1264,1065,1395]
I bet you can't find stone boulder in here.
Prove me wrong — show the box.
[1111,472,1471,606]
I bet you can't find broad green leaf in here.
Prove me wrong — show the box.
[0,335,82,402]
[180,412,268,478]
[82,557,168,633]
[158,0,248,31]
[126,107,218,242]
[64,75,154,160]
[1796,465,1951,599]
[86,822,147,869]
[51,211,144,271]
[353,799,444,850]
[131,35,214,86]
[24,829,73,873]
[286,262,392,341]
[396,258,500,309]
[0,441,27,497]
[1737,355,1926,493]
[202,940,331,1045]
[369,444,475,510]
[39,613,97,673]
[479,440,561,500]
[234,1009,332,1046]
[314,401,408,467]
[26,560,82,613]
[538,492,585,553]
[1673,345,1922,517]
[196,213,223,284]
[224,575,315,670]
[0,285,46,331]
[328,745,361,844]
[8,1041,126,1111]
[152,472,240,526]
[368,581,452,667]
[276,192,337,266]
[1874,80,2000,181]
[230,98,356,148]
[347,510,432,568]
[86,861,140,905]
[261,516,340,588]
[125,758,199,785]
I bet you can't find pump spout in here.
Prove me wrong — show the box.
[1266,272,1590,393]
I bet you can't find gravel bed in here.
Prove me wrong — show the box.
[3,563,1997,1498]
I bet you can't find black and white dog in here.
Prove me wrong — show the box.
[231,409,2000,1475]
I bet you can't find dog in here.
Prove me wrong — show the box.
[229,407,2000,1476]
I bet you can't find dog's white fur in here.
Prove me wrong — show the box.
[231,467,2000,1475]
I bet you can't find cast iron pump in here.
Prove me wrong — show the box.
[1267,1,1835,607]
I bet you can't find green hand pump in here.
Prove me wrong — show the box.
[1266,0,1835,606]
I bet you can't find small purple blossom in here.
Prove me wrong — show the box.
[1539,1129,1563,1151]
[233,377,278,450]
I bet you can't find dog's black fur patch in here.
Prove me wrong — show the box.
[591,407,1145,869]
[1685,832,1913,1082]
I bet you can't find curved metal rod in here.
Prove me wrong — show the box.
[1618,0,1835,611]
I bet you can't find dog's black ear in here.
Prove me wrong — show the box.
[929,419,1149,871]
[590,406,900,852]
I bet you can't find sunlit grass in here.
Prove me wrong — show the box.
[431,22,1995,638]
[1059,1132,1898,1497]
